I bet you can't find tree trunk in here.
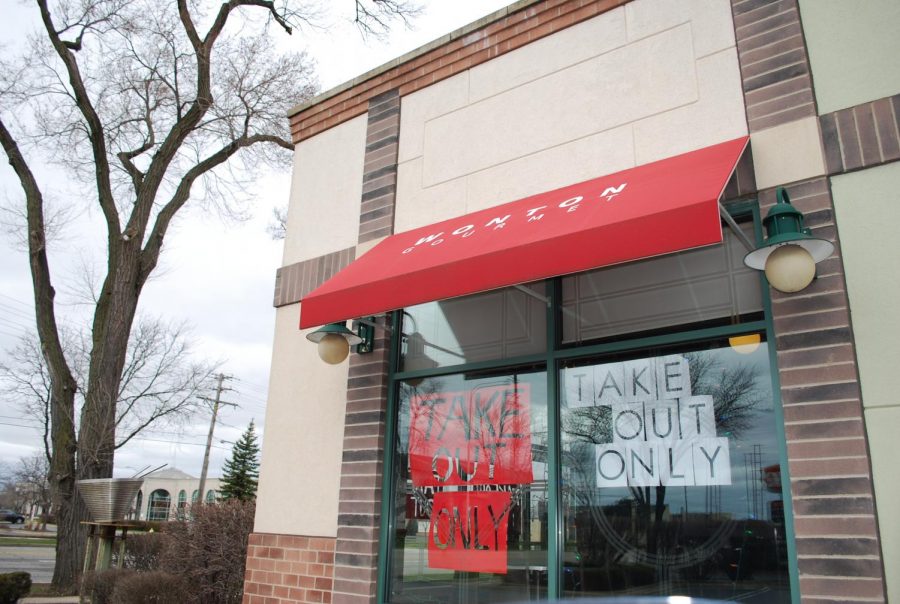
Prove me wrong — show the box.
[48,385,78,590]
[51,489,86,590]
[52,248,143,591]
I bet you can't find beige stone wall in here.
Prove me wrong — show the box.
[256,114,369,538]
[255,304,350,537]
[396,0,746,232]
[282,115,367,265]
[831,162,900,602]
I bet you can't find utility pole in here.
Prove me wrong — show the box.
[197,373,236,504]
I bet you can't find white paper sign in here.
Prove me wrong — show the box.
[583,356,731,488]
[596,444,629,487]
[660,439,696,487]
[692,437,732,486]
[679,395,716,440]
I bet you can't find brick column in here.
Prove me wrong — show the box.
[332,89,401,604]
[732,1,887,601]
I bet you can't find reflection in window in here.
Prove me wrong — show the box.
[561,223,762,344]
[560,338,790,601]
[206,490,216,503]
[388,370,549,603]
[401,282,547,371]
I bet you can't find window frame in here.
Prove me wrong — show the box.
[376,201,800,603]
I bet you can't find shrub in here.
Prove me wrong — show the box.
[84,569,133,604]
[0,572,32,604]
[111,570,189,604]
[122,531,167,571]
[161,499,255,604]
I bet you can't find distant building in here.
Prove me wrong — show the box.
[130,468,221,521]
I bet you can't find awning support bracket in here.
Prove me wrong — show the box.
[719,202,756,252]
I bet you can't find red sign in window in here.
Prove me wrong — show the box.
[408,384,534,487]
[427,490,512,574]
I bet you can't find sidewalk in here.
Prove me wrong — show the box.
[0,523,57,537]
[18,598,79,604]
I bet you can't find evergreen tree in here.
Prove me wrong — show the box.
[220,421,260,501]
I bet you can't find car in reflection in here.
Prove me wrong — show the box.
[0,509,25,523]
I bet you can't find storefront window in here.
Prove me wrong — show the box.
[562,223,761,344]
[383,210,794,603]
[560,337,790,601]
[401,281,547,371]
[387,369,549,603]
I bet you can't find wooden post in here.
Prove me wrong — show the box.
[79,525,97,604]
[96,525,116,570]
[117,527,129,568]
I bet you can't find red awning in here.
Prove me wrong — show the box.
[299,136,749,328]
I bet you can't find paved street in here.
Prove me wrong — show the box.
[0,545,55,583]
[0,522,56,584]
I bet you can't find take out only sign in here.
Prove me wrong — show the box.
[564,355,732,488]
[409,384,532,574]
[407,355,731,575]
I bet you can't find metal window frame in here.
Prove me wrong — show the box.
[377,201,799,604]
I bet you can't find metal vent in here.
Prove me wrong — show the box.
[76,478,144,522]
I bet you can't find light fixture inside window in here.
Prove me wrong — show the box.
[729,333,761,354]
[744,187,833,293]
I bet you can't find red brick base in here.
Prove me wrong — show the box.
[243,532,335,604]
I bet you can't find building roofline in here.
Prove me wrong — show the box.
[287,0,628,143]
[287,0,542,119]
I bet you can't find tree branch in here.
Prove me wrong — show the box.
[35,0,121,240]
[139,133,292,282]
[176,0,202,51]
[0,119,75,394]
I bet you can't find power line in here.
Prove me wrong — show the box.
[0,302,34,320]
[232,376,270,393]
[0,293,33,309]
[233,389,268,403]
[0,317,33,332]
[0,328,29,339]
[128,436,229,451]
[0,414,39,422]
[0,421,41,429]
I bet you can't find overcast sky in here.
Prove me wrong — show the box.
[0,1,511,480]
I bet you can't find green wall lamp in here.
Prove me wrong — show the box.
[743,187,834,293]
[306,319,374,364]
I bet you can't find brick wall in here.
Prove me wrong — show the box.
[732,0,888,601]
[732,0,817,131]
[274,247,355,308]
[820,94,900,175]
[359,91,400,244]
[329,89,402,604]
[243,534,336,604]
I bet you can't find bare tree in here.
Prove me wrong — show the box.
[14,455,53,527]
[1,318,217,464]
[266,204,288,240]
[0,0,417,589]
